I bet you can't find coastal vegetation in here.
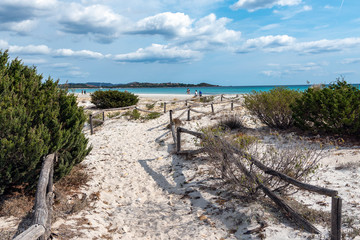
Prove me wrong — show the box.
[244,87,302,129]
[0,50,91,195]
[291,78,360,136]
[90,89,139,109]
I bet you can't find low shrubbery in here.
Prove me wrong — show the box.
[244,87,302,129]
[91,90,139,109]
[291,79,360,136]
[218,114,244,130]
[201,127,321,197]
[0,50,91,195]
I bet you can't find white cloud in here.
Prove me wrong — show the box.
[131,12,193,38]
[341,58,360,64]
[9,44,51,55]
[1,20,38,34]
[237,36,360,54]
[58,3,128,43]
[237,35,295,53]
[231,0,301,12]
[130,12,240,50]
[274,4,312,19]
[113,44,202,63]
[262,62,324,77]
[54,49,105,59]
[0,39,9,49]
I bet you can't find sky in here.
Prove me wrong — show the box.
[1,0,360,86]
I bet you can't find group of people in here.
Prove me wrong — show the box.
[186,88,202,97]
[81,90,87,94]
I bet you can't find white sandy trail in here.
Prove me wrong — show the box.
[52,113,237,240]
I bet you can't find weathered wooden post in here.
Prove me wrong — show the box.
[169,110,173,124]
[187,108,191,121]
[231,101,234,111]
[331,196,342,240]
[176,127,181,153]
[102,111,105,122]
[164,102,167,113]
[221,94,223,101]
[211,103,214,114]
[89,114,93,135]
[185,100,188,106]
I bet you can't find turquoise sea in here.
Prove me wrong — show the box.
[69,84,360,95]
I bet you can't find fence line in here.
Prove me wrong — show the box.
[14,154,56,240]
[173,126,342,239]
[88,94,242,134]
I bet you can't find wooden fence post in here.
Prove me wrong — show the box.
[231,101,234,111]
[331,196,342,240]
[185,100,188,106]
[221,94,223,101]
[187,108,191,121]
[169,110,173,124]
[164,102,167,113]
[89,114,93,135]
[176,127,181,153]
[211,103,214,114]
[102,112,105,122]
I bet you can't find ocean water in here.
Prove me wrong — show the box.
[69,85,313,95]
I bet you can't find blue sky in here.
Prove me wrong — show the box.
[1,0,360,86]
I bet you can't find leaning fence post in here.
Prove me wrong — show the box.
[331,196,342,240]
[231,101,234,111]
[176,127,181,153]
[187,108,191,121]
[164,102,167,113]
[102,112,105,122]
[221,94,223,101]
[169,110,173,124]
[89,114,93,135]
[211,103,214,114]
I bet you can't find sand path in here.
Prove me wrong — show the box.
[52,113,238,240]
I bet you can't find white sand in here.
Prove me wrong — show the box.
[2,95,360,240]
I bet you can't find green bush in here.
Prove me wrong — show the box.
[244,87,302,129]
[0,50,91,195]
[91,90,139,109]
[291,79,360,135]
[143,112,161,120]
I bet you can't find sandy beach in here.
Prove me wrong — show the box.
[1,94,360,239]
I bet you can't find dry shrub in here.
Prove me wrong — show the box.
[201,128,322,198]
[0,194,33,217]
[218,114,245,130]
[55,163,89,194]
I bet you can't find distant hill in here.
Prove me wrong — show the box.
[60,82,220,88]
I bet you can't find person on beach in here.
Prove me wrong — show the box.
[194,90,198,97]
[187,88,190,94]
[199,90,202,97]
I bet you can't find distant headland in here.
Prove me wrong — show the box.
[60,82,220,89]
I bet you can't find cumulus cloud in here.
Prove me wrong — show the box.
[58,3,128,43]
[9,44,51,55]
[231,0,301,12]
[130,12,240,50]
[236,35,295,53]
[54,49,105,59]
[113,44,201,63]
[130,12,192,38]
[0,0,57,32]
[236,36,360,54]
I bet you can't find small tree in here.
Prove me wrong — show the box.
[91,90,139,109]
[291,78,360,135]
[244,87,302,129]
[0,50,91,195]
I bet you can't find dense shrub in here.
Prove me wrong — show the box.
[291,79,360,135]
[0,50,91,195]
[218,114,244,130]
[244,87,302,129]
[91,90,139,109]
